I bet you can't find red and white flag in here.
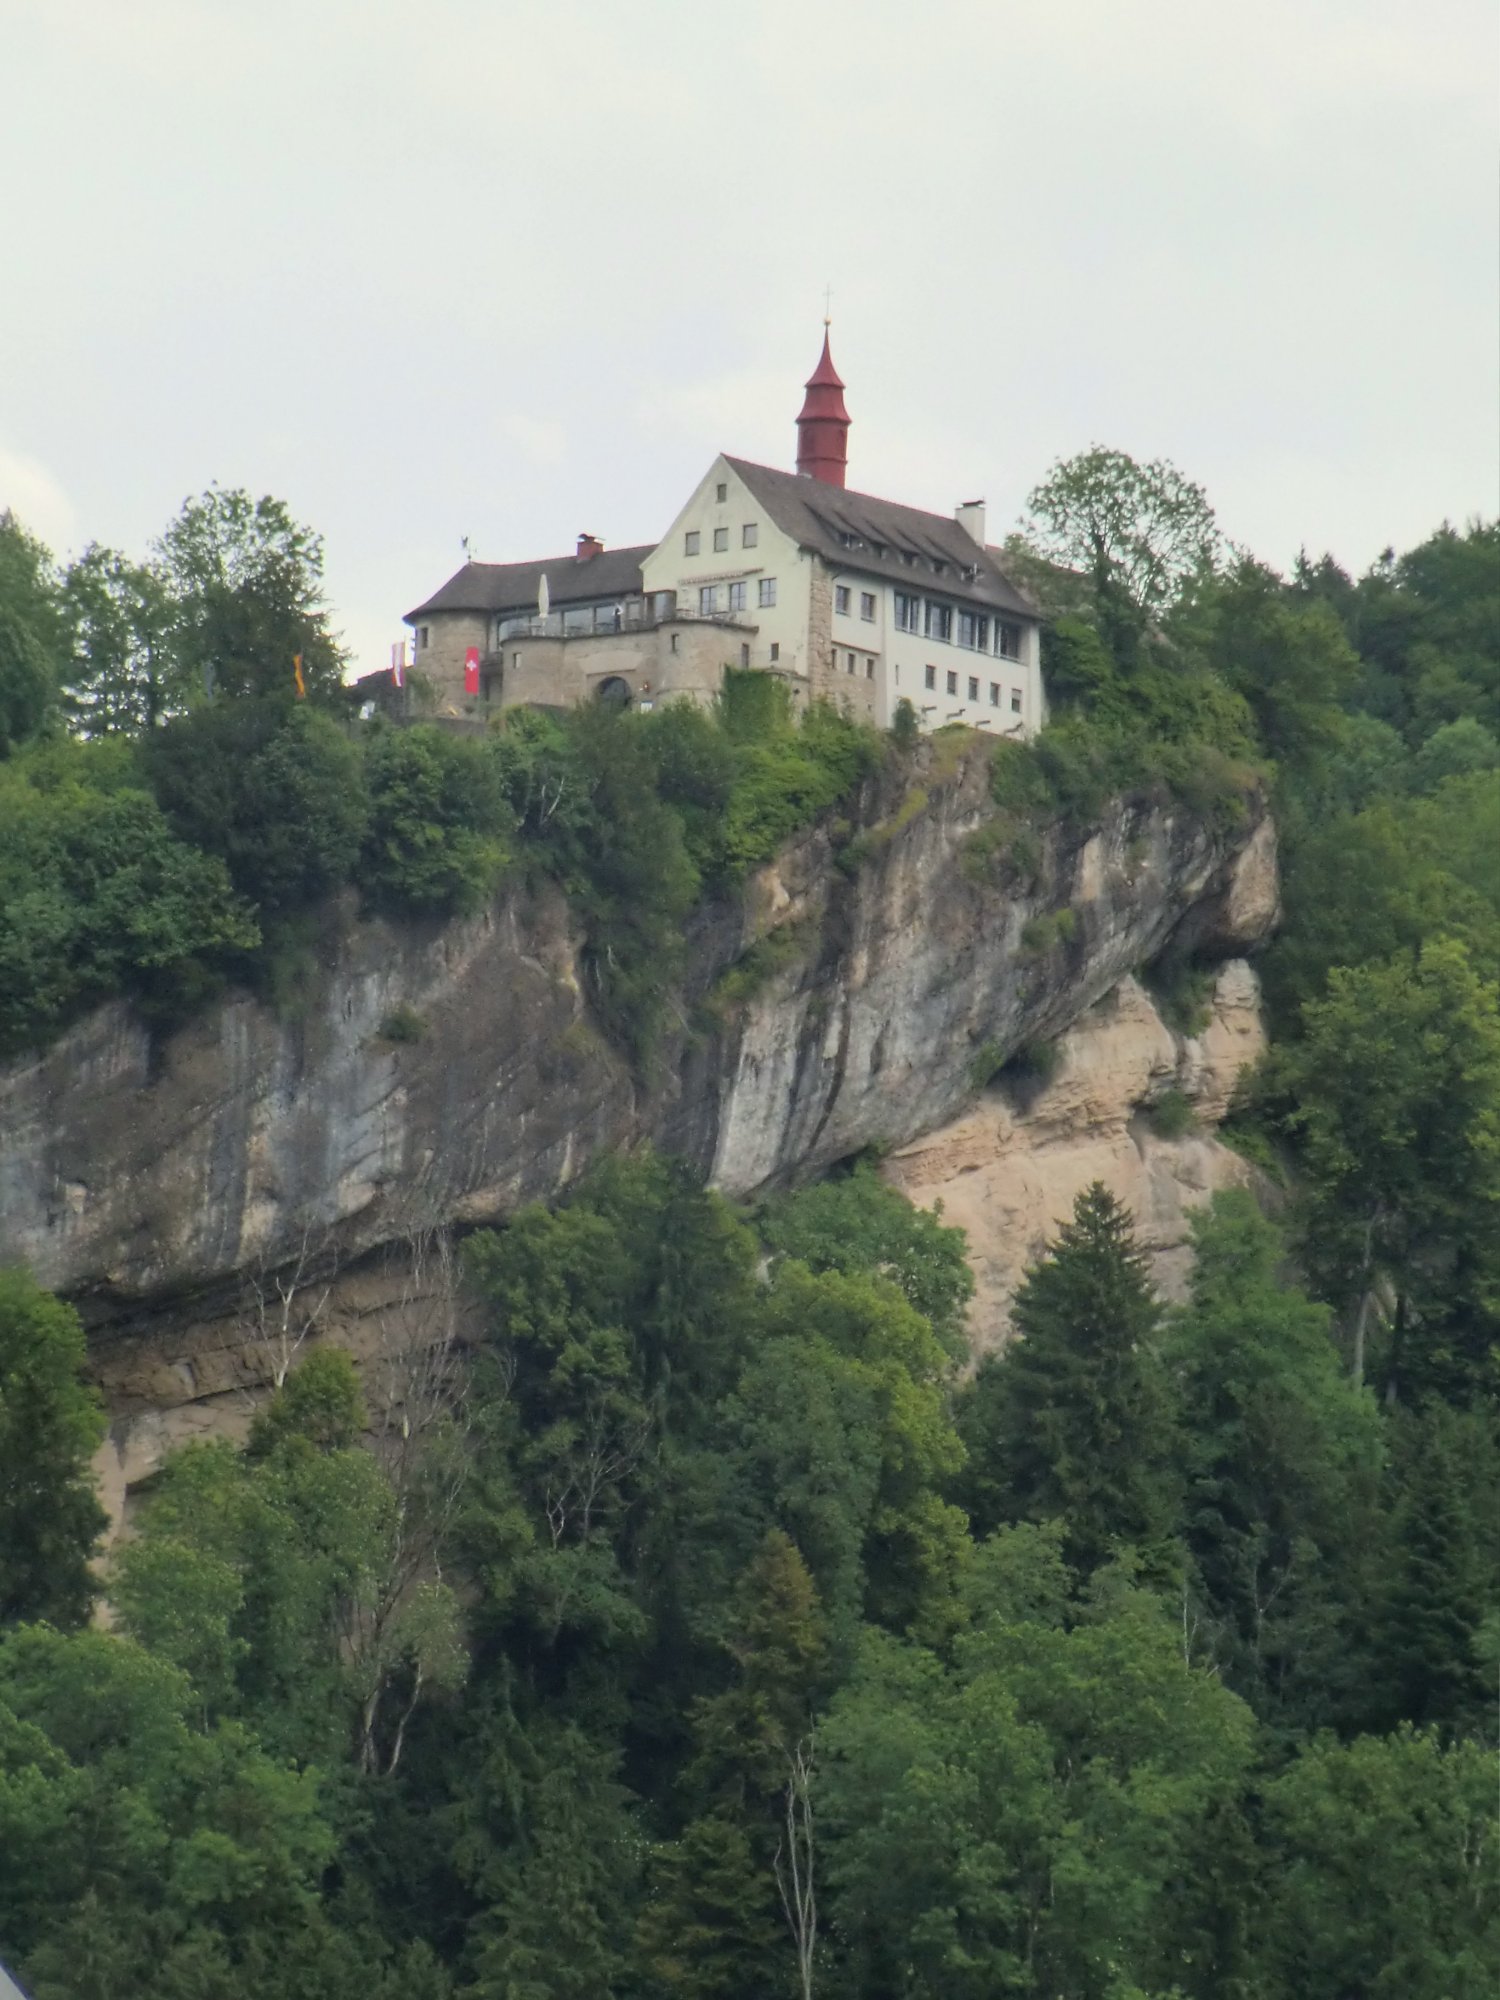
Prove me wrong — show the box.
[464,646,481,696]
[390,641,405,688]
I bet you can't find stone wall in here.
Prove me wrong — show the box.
[806,562,837,704]
[410,609,487,714]
[497,619,755,712]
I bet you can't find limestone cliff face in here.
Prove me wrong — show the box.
[882,962,1267,1353]
[0,741,1278,1337]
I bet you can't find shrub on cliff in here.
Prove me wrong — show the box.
[710,682,882,881]
[141,697,367,915]
[360,723,513,917]
[0,741,258,1055]
[489,691,880,1062]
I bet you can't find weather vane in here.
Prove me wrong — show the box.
[823,283,832,326]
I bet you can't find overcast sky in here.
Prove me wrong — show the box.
[3,0,1495,673]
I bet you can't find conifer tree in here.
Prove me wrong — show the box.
[1373,1401,1497,1735]
[634,1814,784,1999]
[957,1184,1178,1577]
[1165,1192,1383,1728]
[0,1270,107,1628]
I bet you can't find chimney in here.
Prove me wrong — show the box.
[576,533,604,562]
[955,499,986,547]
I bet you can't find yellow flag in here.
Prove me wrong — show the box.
[293,654,306,699]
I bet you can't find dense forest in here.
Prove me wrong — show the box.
[0,459,1497,1997]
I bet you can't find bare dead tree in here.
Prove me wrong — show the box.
[774,1735,818,2000]
[540,1398,654,1551]
[347,1225,481,1776]
[242,1222,336,1390]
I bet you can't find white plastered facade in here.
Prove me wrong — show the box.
[642,455,1046,737]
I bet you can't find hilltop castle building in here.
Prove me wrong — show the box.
[403,333,1044,736]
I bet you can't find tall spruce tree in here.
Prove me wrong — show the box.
[957,1184,1178,1577]
[0,1270,107,1629]
[1165,1192,1384,1730]
[1372,1401,1497,1736]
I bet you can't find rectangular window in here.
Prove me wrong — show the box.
[997,620,1022,660]
[1011,690,1023,714]
[758,577,777,608]
[924,664,936,690]
[957,610,990,650]
[968,676,980,701]
[769,641,780,662]
[713,526,729,552]
[924,600,952,642]
[685,531,700,555]
[835,585,851,615]
[715,481,728,502]
[865,658,874,679]
[699,585,718,614]
[741,642,750,667]
[946,669,958,696]
[860,591,876,621]
[846,651,857,674]
[895,591,920,632]
[742,522,758,548]
[417,626,430,649]
[989,682,1000,706]
[727,581,746,612]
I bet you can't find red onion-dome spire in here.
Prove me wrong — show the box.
[795,323,851,486]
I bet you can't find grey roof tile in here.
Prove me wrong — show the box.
[724,458,1038,617]
[407,545,652,622]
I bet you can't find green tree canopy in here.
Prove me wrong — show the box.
[1020,445,1221,662]
[1164,1193,1383,1730]
[0,1271,106,1629]
[0,740,259,1055]
[1273,936,1500,1400]
[142,698,367,917]
[153,485,346,704]
[61,543,183,736]
[0,511,65,754]
[759,1157,975,1354]
[956,1184,1179,1578]
[1259,1727,1499,1999]
[819,1565,1256,1999]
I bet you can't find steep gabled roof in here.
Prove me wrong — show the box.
[406,545,652,623]
[723,458,1038,617]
